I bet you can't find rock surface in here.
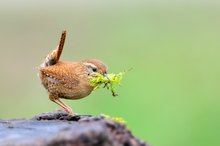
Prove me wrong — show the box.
[0,112,148,146]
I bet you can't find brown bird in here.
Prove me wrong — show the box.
[38,31,109,114]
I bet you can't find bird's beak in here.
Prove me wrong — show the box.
[103,73,110,81]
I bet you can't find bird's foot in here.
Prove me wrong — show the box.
[55,108,75,115]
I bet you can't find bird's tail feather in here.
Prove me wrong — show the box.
[40,31,66,68]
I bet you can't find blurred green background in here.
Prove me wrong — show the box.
[0,0,220,146]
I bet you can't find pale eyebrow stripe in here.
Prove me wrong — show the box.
[84,63,97,69]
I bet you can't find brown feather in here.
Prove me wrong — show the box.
[55,31,66,61]
[39,61,94,99]
[82,59,108,74]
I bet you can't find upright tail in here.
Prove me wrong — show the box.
[40,31,66,68]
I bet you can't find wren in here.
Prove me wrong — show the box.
[38,31,109,114]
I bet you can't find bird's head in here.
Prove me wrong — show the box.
[83,59,109,79]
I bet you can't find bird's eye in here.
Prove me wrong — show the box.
[92,68,97,72]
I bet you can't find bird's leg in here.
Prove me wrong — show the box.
[56,98,73,114]
[49,95,74,114]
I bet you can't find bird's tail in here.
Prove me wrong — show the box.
[40,31,66,68]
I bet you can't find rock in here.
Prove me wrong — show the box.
[0,112,148,146]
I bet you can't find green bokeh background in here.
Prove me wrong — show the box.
[0,0,220,146]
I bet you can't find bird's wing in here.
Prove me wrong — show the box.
[40,67,80,90]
